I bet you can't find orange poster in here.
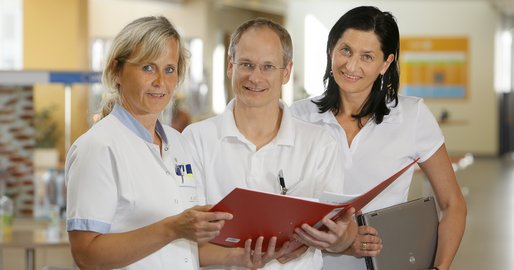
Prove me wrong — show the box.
[400,37,468,98]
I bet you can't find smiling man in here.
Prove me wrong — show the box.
[182,18,358,270]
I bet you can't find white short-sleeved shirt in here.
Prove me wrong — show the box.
[182,99,345,270]
[290,95,444,270]
[65,104,200,270]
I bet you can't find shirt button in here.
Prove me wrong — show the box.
[164,145,169,151]
[184,258,189,263]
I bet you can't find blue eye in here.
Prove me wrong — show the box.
[165,66,175,74]
[143,65,154,72]
[361,54,374,62]
[341,48,351,56]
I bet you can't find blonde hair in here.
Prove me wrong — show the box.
[99,16,189,119]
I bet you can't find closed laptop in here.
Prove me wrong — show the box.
[357,196,439,270]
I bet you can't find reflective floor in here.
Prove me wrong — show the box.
[2,156,513,269]
[410,154,514,269]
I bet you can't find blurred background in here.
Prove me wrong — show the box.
[0,0,513,269]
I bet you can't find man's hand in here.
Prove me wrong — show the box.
[292,207,358,253]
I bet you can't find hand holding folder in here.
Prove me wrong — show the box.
[208,158,419,252]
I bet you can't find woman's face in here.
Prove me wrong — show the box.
[116,39,179,119]
[331,29,393,97]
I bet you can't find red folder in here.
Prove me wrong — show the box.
[208,158,419,252]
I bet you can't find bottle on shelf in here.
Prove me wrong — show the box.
[0,180,14,238]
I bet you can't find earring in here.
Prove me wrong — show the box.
[380,74,384,92]
[330,70,333,77]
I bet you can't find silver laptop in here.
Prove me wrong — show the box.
[357,196,439,270]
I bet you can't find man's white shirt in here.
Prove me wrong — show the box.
[183,99,345,270]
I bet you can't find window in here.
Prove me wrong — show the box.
[495,29,513,93]
[0,0,22,70]
[304,14,328,97]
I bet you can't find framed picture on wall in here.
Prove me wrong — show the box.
[400,37,468,99]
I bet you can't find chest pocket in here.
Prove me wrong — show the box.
[175,163,199,207]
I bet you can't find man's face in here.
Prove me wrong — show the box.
[227,27,292,110]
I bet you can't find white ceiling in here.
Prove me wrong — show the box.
[216,0,514,17]
[215,0,286,15]
[489,0,514,15]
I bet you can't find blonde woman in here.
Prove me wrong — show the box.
[65,16,283,269]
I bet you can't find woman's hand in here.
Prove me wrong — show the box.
[343,225,382,258]
[168,205,233,243]
[292,207,358,253]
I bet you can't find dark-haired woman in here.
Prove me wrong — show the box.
[291,6,466,270]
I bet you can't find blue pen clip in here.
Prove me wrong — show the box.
[175,159,185,183]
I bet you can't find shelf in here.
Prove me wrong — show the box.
[0,71,101,86]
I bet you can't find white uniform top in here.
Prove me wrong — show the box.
[65,104,200,270]
[290,95,444,270]
[183,99,345,270]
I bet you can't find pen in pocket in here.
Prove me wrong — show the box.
[278,169,287,195]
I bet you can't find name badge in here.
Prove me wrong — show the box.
[175,162,196,187]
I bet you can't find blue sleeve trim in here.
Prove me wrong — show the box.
[67,218,111,234]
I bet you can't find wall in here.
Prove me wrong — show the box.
[24,0,88,70]
[88,0,208,39]
[287,0,499,156]
[24,0,90,162]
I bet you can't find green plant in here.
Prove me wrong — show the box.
[34,106,59,148]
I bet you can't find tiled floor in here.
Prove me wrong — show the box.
[450,154,514,269]
[2,156,513,269]
[409,154,514,269]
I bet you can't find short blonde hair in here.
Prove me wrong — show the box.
[99,16,189,118]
